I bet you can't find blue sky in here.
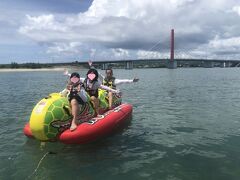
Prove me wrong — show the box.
[0,0,93,64]
[0,0,92,14]
[1,0,240,64]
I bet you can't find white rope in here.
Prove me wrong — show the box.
[26,152,50,180]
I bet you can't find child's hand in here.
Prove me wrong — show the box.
[88,60,93,67]
[77,84,81,92]
[116,89,122,97]
[67,84,72,90]
[133,78,139,82]
[63,69,71,77]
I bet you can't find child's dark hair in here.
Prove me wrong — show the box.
[70,72,80,78]
[87,68,98,81]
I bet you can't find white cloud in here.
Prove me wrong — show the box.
[209,36,240,49]
[18,0,240,61]
[88,48,130,61]
[137,50,169,59]
[232,6,240,16]
[112,48,129,58]
[19,14,69,42]
[20,14,67,32]
[47,42,82,54]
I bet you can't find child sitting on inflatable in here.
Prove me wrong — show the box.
[61,70,120,131]
[83,68,120,116]
[87,61,138,109]
[61,72,88,131]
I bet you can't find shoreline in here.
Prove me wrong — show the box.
[0,66,86,72]
[0,67,66,72]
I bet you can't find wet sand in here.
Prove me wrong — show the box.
[0,67,67,72]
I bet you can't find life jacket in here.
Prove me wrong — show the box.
[67,81,85,105]
[67,80,83,93]
[83,79,99,97]
[103,77,116,89]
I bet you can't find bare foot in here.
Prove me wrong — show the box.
[70,121,77,131]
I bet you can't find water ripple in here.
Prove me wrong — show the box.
[1,69,240,179]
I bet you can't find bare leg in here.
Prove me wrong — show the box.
[91,96,100,115]
[70,99,79,131]
[108,91,113,109]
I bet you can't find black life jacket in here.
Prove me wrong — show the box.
[83,79,99,97]
[67,80,83,93]
[103,77,116,89]
[67,81,85,105]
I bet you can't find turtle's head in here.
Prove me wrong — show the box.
[29,93,72,141]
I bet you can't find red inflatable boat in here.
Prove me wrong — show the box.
[24,103,132,144]
[59,104,132,144]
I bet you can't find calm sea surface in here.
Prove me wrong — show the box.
[1,68,240,180]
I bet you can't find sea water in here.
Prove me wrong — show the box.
[1,68,240,180]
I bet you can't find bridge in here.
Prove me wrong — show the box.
[81,58,240,69]
[74,29,240,69]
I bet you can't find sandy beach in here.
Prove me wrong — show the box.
[0,67,66,72]
[0,66,86,72]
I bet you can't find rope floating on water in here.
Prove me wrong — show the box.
[26,151,57,180]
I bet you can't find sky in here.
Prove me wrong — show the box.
[0,0,240,64]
